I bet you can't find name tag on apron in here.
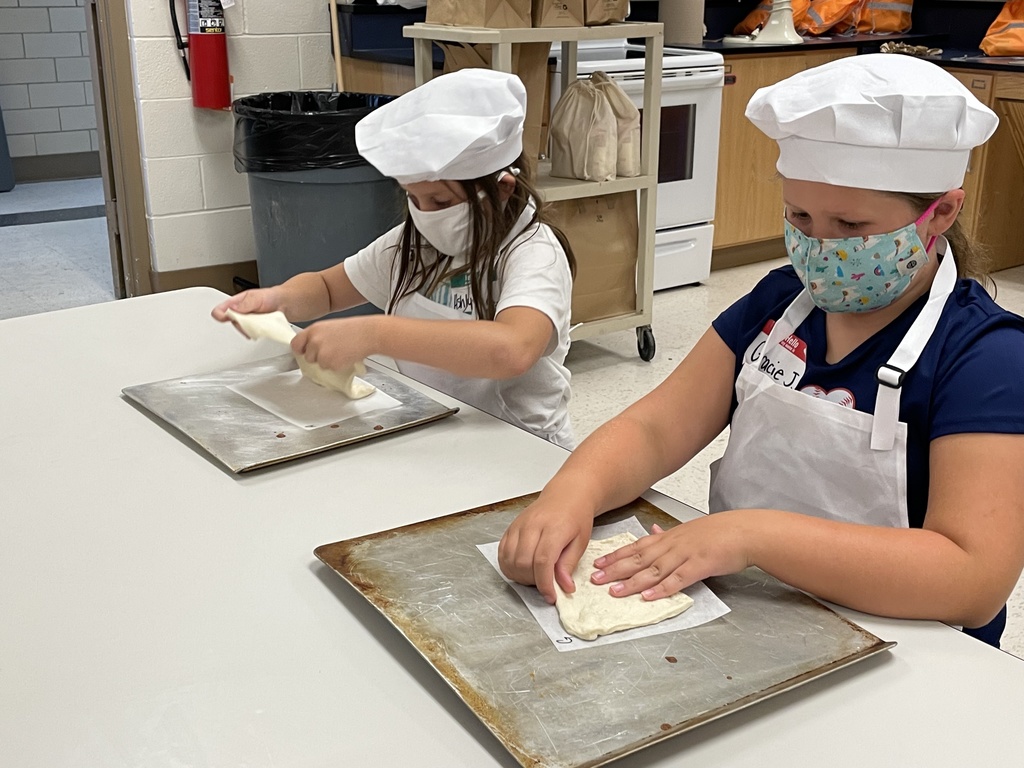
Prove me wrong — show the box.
[742,319,807,390]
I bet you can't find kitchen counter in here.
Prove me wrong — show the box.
[925,48,1024,72]
[4,287,1024,767]
[696,31,946,55]
[697,35,1024,72]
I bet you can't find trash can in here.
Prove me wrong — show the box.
[233,91,404,315]
[0,104,15,193]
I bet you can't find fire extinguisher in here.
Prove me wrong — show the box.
[170,0,231,110]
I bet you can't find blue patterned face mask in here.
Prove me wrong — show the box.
[784,200,941,313]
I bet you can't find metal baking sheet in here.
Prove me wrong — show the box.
[315,493,895,768]
[122,355,458,473]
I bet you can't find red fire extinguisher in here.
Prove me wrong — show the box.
[170,0,231,110]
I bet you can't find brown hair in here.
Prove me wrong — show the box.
[387,153,576,321]
[889,192,991,286]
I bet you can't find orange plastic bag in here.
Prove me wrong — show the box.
[832,0,913,35]
[797,0,861,35]
[980,0,1024,56]
[733,1,810,35]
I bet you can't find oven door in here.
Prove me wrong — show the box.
[611,68,723,231]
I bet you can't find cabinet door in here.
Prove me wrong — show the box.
[980,73,1024,272]
[946,70,994,239]
[714,50,853,251]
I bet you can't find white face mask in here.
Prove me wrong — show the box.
[407,198,473,257]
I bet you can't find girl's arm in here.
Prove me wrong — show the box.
[294,305,558,380]
[498,328,737,602]
[595,432,1024,629]
[211,263,368,324]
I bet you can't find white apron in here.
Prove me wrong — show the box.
[392,205,575,449]
[393,290,495,410]
[708,241,957,527]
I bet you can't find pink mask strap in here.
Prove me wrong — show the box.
[915,196,945,253]
[914,196,944,225]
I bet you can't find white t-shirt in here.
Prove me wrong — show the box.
[344,204,575,450]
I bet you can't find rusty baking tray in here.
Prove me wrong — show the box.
[122,355,458,473]
[314,493,895,768]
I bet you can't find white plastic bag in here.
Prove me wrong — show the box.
[549,78,617,182]
[591,71,641,177]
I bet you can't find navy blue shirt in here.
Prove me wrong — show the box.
[712,265,1024,643]
[713,265,1024,527]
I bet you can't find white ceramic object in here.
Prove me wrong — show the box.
[722,0,804,46]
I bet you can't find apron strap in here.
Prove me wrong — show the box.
[871,238,958,451]
[762,290,816,354]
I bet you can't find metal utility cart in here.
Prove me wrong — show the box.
[404,21,664,361]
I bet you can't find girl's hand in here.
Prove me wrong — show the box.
[591,512,754,600]
[211,288,287,325]
[498,495,595,604]
[292,316,380,371]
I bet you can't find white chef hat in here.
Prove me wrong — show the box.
[355,69,527,185]
[745,53,998,193]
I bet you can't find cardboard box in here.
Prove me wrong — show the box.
[584,0,628,26]
[546,192,638,324]
[532,0,584,27]
[426,0,531,28]
[437,41,551,163]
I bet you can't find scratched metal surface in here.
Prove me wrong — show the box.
[122,355,458,473]
[315,494,895,768]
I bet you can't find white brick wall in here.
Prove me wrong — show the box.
[126,0,334,272]
[0,0,99,158]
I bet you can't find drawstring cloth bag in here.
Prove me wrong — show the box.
[549,77,617,182]
[590,72,641,178]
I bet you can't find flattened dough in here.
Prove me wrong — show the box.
[554,532,694,641]
[225,309,375,400]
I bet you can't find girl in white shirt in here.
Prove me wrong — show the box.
[212,69,577,449]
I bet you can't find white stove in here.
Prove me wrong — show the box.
[551,41,725,290]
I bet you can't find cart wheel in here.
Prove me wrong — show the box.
[636,325,656,362]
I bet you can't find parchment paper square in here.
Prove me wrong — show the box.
[230,369,401,430]
[478,517,730,651]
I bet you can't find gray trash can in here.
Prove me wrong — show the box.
[233,91,404,315]
[0,104,15,193]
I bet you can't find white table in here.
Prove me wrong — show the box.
[2,287,1022,767]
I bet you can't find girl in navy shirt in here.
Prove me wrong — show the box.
[498,54,1024,647]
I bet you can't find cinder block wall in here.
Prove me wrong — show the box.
[127,0,334,275]
[0,0,98,160]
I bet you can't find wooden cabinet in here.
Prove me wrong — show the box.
[712,49,855,264]
[943,68,1024,273]
[946,70,994,239]
[980,72,1024,272]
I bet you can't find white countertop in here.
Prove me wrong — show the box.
[2,287,1022,767]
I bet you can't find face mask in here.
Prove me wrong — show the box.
[405,170,516,257]
[784,199,942,313]
[407,198,473,257]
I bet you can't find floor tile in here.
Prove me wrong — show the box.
[0,283,45,320]
[0,216,115,314]
[0,177,104,216]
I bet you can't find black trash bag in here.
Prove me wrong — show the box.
[233,91,395,174]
